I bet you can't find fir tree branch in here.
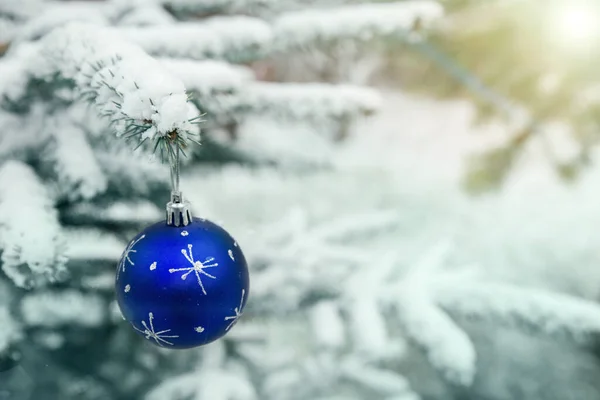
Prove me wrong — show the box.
[42,110,109,202]
[120,16,272,63]
[20,290,107,328]
[0,161,67,288]
[273,1,443,50]
[0,305,22,353]
[4,22,201,163]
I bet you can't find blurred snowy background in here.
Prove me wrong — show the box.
[3,0,600,399]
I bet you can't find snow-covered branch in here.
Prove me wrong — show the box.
[0,305,22,353]
[146,342,256,400]
[43,110,108,202]
[161,0,280,16]
[273,1,443,49]
[237,82,381,121]
[3,22,201,158]
[121,17,272,62]
[396,294,476,385]
[160,58,254,95]
[63,228,127,263]
[63,200,162,227]
[435,282,600,343]
[0,161,66,288]
[20,290,107,328]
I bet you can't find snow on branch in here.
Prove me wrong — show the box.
[146,344,256,400]
[0,161,67,288]
[0,306,22,353]
[9,22,201,159]
[146,368,256,400]
[43,110,108,202]
[161,0,279,16]
[340,359,417,398]
[0,0,41,42]
[120,16,272,62]
[94,143,169,197]
[435,282,600,343]
[160,58,254,96]
[63,228,126,262]
[273,1,443,49]
[9,1,109,44]
[396,293,476,386]
[20,290,107,328]
[63,200,162,227]
[238,82,382,121]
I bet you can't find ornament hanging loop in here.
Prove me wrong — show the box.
[166,142,192,227]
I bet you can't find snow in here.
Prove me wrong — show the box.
[114,5,176,26]
[309,301,346,349]
[340,359,413,396]
[146,343,256,400]
[436,282,600,343]
[160,58,254,95]
[21,290,106,328]
[162,0,279,15]
[64,228,126,261]
[0,306,22,353]
[45,111,108,201]
[273,1,443,48]
[396,294,476,386]
[34,22,200,144]
[10,1,109,43]
[5,2,600,399]
[121,17,272,62]
[64,200,162,225]
[0,161,66,288]
[240,82,381,121]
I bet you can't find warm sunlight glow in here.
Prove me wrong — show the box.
[549,2,600,51]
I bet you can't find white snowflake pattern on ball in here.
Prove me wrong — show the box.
[168,244,218,295]
[181,231,189,236]
[149,262,157,271]
[132,312,179,346]
[224,289,246,331]
[124,284,131,293]
[228,249,235,261]
[194,326,205,333]
[118,235,145,278]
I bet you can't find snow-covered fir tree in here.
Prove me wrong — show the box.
[3,1,600,400]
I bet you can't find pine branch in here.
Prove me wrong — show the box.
[235,82,382,122]
[435,281,600,343]
[273,1,443,50]
[43,110,109,202]
[63,228,127,263]
[4,22,201,162]
[161,0,279,17]
[94,144,170,198]
[0,305,22,353]
[0,161,67,288]
[160,58,253,96]
[396,293,476,386]
[62,200,162,228]
[120,16,272,63]
[20,290,107,328]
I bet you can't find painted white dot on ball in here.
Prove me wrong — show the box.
[228,249,235,261]
[195,326,205,333]
[150,262,157,271]
[125,284,131,293]
[181,231,189,236]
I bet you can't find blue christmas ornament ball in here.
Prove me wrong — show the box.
[115,217,249,349]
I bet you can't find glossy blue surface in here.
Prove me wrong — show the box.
[115,218,249,349]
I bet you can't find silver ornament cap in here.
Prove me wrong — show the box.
[166,190,192,227]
